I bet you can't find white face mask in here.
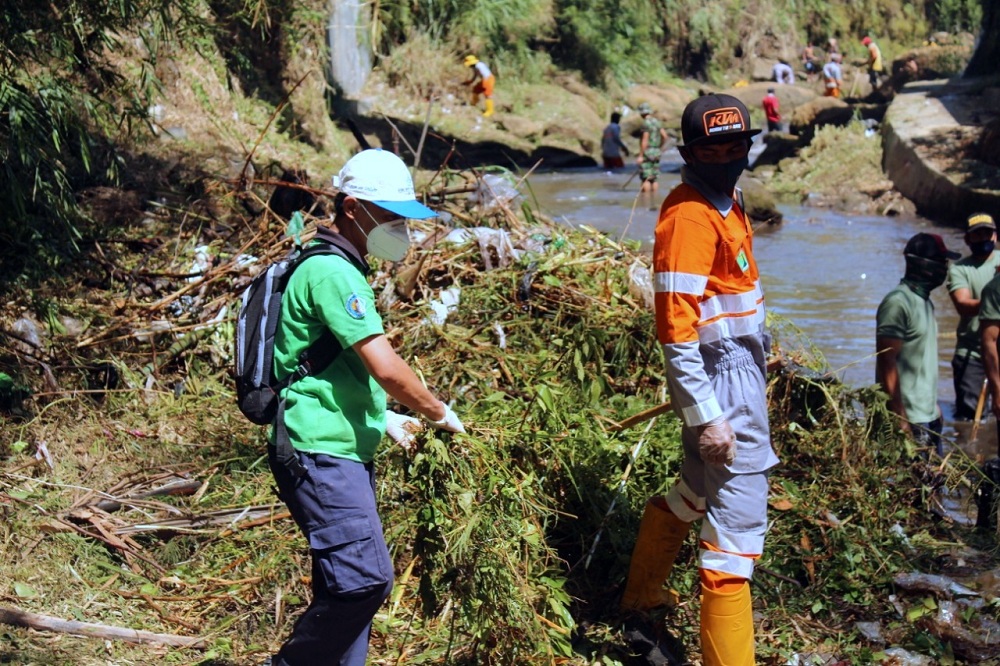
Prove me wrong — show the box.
[358,204,411,261]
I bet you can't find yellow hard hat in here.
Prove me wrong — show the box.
[464,55,479,67]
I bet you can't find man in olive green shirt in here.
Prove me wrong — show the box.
[947,212,1000,420]
[636,102,669,196]
[876,232,959,456]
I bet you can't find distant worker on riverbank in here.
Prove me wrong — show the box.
[862,36,884,90]
[463,54,495,117]
[772,59,795,85]
[947,213,1000,421]
[822,52,843,97]
[600,111,630,170]
[762,88,781,132]
[621,93,778,666]
[636,102,668,196]
[801,43,818,82]
[876,233,959,457]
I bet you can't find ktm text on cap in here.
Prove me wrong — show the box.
[702,107,749,137]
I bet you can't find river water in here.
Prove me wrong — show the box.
[526,162,996,458]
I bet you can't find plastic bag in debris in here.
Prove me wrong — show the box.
[628,260,655,311]
[468,173,522,214]
[425,287,461,326]
[879,648,934,665]
[12,317,42,352]
[444,227,521,270]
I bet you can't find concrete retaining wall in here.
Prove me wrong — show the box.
[882,78,1000,227]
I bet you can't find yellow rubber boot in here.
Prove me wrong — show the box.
[483,98,494,117]
[620,499,691,611]
[701,581,755,666]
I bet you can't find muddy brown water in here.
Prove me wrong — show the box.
[527,162,997,461]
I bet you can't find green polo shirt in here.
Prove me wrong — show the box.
[272,253,386,463]
[979,273,1000,323]
[947,251,1000,359]
[876,281,939,424]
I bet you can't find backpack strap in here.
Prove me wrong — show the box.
[271,235,365,479]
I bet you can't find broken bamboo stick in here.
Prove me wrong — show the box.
[0,605,206,648]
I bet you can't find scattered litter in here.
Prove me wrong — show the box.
[12,317,42,352]
[893,572,979,599]
[877,648,934,665]
[425,287,461,326]
[468,174,522,214]
[627,259,654,310]
[889,523,913,551]
[854,621,884,644]
[444,226,520,269]
[34,441,53,470]
[492,322,506,349]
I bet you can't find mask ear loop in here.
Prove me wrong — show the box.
[354,201,380,243]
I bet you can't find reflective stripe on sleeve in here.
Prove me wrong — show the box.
[654,271,708,295]
[681,396,723,425]
[698,282,764,321]
[696,304,766,344]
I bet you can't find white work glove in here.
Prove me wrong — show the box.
[386,411,423,451]
[697,416,736,466]
[427,403,466,434]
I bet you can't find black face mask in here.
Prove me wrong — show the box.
[687,155,750,196]
[970,240,995,256]
[905,256,949,290]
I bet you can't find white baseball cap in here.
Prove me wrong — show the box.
[332,149,436,220]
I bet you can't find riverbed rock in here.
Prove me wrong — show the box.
[790,97,853,142]
[882,76,1000,226]
[751,132,799,168]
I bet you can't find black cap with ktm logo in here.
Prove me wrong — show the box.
[681,94,762,147]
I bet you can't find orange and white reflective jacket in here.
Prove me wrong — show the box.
[653,177,766,426]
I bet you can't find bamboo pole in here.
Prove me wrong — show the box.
[0,605,206,648]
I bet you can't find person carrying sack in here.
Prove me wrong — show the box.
[262,149,465,666]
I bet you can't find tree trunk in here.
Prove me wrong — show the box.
[965,0,999,77]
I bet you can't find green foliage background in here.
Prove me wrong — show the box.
[0,0,987,281]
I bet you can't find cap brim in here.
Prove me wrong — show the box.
[968,223,996,233]
[685,129,762,147]
[371,199,437,220]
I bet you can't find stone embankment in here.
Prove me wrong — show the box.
[882,76,1000,226]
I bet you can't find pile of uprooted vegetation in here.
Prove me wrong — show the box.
[0,166,998,666]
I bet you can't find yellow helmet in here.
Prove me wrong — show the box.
[464,55,479,67]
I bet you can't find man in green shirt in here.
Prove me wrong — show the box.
[947,212,999,420]
[876,232,959,456]
[266,149,465,666]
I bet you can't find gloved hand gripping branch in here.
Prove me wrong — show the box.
[427,403,465,433]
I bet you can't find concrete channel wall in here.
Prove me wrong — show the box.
[882,77,1000,226]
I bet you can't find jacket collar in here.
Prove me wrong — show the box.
[314,226,370,276]
[681,166,735,218]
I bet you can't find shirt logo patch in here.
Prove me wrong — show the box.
[736,249,750,273]
[346,293,367,319]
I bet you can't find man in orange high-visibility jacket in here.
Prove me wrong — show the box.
[620,94,779,666]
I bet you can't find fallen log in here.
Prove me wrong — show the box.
[0,605,206,648]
